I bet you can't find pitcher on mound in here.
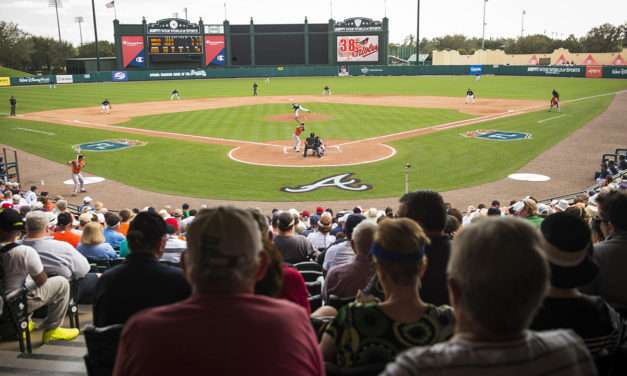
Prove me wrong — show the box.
[292,103,310,123]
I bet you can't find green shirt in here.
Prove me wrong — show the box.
[325,302,455,368]
[527,215,544,227]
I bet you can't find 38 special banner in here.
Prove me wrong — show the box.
[337,35,379,62]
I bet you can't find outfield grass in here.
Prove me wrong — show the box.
[123,104,473,142]
[1,75,626,113]
[0,93,612,201]
[0,66,32,78]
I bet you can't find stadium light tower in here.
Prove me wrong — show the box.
[75,16,84,46]
[481,0,488,50]
[416,0,420,65]
[90,0,100,72]
[49,0,62,42]
[520,10,526,38]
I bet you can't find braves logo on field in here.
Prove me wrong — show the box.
[462,129,531,141]
[74,139,146,152]
[281,173,372,193]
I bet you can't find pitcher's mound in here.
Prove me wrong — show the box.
[265,113,333,123]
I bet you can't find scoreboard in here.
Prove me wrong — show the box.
[149,36,202,54]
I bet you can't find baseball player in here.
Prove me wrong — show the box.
[322,85,331,96]
[315,136,325,157]
[253,82,259,96]
[465,88,476,104]
[292,103,310,123]
[170,89,181,100]
[292,123,305,152]
[9,96,16,116]
[549,89,560,112]
[68,154,86,196]
[101,99,111,114]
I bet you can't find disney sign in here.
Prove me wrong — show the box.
[281,173,372,193]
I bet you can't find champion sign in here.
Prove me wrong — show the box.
[280,173,372,193]
[112,71,129,82]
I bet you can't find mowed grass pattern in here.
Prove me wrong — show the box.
[123,104,473,141]
[1,75,626,113]
[0,94,613,201]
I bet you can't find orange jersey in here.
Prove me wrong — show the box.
[71,160,85,174]
[294,127,304,136]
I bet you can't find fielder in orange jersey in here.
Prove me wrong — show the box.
[68,155,86,196]
[292,123,305,152]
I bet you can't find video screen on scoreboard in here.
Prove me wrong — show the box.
[337,35,379,62]
[149,36,202,54]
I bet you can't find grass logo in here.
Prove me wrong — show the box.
[74,139,146,152]
[462,129,531,141]
[281,173,372,193]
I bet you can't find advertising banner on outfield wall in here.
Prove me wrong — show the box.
[15,76,52,85]
[469,65,483,75]
[0,77,10,86]
[585,66,603,79]
[112,71,129,82]
[147,69,208,79]
[121,36,145,68]
[603,66,627,78]
[337,35,379,62]
[526,66,584,76]
[56,75,73,84]
[204,35,225,66]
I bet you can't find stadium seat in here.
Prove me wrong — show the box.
[67,278,81,329]
[0,286,32,353]
[294,261,323,272]
[308,295,323,311]
[306,281,322,296]
[326,295,355,310]
[83,324,124,376]
[300,270,323,283]
[325,362,387,376]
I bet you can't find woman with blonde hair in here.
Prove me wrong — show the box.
[77,222,117,260]
[320,218,454,369]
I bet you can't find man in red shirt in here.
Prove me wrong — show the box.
[114,206,324,376]
[67,155,86,196]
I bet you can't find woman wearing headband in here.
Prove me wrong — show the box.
[320,218,455,369]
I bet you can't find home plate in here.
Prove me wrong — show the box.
[508,173,551,182]
[63,176,106,185]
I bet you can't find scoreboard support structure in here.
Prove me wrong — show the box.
[114,16,388,70]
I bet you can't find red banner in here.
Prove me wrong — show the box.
[204,35,225,66]
[121,36,145,68]
[585,65,603,79]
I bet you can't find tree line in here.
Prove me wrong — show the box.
[0,21,115,74]
[394,22,626,56]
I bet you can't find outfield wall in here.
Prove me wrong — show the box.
[2,65,626,87]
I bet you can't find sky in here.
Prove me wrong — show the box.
[1,0,625,46]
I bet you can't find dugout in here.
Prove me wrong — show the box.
[113,16,389,70]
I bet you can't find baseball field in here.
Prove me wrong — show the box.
[1,75,626,202]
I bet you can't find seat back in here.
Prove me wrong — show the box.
[294,261,322,272]
[300,270,323,283]
[327,295,355,310]
[306,281,322,296]
[83,324,124,376]
[325,362,387,376]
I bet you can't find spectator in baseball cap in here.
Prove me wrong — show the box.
[273,211,315,264]
[113,206,323,375]
[0,208,79,343]
[531,212,627,365]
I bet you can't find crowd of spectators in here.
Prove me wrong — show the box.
[1,168,627,375]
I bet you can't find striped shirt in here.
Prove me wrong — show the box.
[382,330,597,376]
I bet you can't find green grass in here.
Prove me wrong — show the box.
[0,94,613,201]
[1,75,626,113]
[123,104,473,141]
[0,66,32,78]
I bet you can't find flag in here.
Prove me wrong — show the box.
[105,1,115,8]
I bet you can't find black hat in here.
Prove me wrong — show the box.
[541,212,598,288]
[487,207,501,216]
[277,212,295,231]
[344,214,365,240]
[0,208,25,232]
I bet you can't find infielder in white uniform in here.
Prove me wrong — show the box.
[292,103,310,123]
[170,89,181,100]
[465,88,476,104]
[101,99,111,114]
